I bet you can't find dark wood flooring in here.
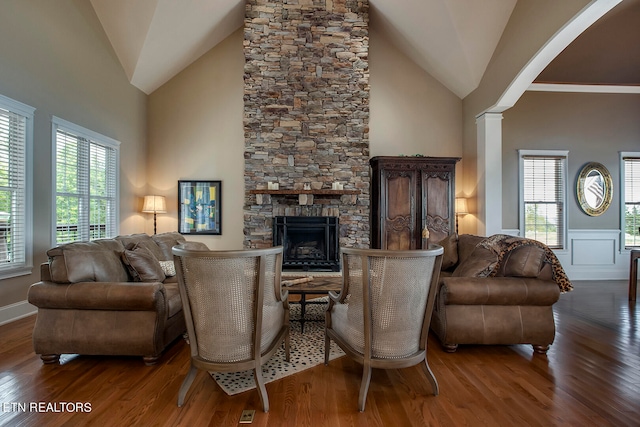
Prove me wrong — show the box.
[0,280,639,426]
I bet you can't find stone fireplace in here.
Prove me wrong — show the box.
[273,216,340,271]
[243,0,370,251]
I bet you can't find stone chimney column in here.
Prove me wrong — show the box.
[243,0,370,249]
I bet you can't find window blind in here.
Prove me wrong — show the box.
[53,119,119,245]
[522,155,565,249]
[624,156,640,247]
[0,94,33,278]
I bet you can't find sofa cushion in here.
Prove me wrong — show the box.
[452,245,498,278]
[47,240,129,283]
[503,245,545,278]
[456,234,486,265]
[121,244,166,282]
[436,233,458,270]
[152,232,188,261]
[116,234,164,261]
[162,283,184,318]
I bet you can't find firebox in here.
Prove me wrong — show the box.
[273,216,340,271]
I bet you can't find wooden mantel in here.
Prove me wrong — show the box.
[248,188,360,206]
[248,189,360,196]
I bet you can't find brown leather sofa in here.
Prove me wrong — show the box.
[28,232,205,365]
[430,234,570,354]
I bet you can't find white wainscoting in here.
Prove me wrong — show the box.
[501,229,628,281]
[560,229,628,280]
[0,300,37,326]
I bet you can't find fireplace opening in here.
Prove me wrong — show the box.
[273,216,340,271]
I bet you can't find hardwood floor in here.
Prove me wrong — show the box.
[1,280,639,426]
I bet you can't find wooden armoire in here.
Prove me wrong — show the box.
[370,156,460,250]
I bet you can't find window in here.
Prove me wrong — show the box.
[0,94,34,279]
[622,153,640,248]
[519,150,568,249]
[52,117,119,245]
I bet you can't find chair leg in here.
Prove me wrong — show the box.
[40,354,60,364]
[284,329,291,362]
[177,363,199,407]
[324,332,331,365]
[420,358,439,396]
[442,343,458,353]
[532,344,550,354]
[142,355,160,366]
[358,364,372,412]
[254,366,270,413]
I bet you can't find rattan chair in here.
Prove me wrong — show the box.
[324,245,443,411]
[172,245,290,412]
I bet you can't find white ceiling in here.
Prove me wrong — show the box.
[370,0,516,98]
[90,0,245,95]
[90,0,517,97]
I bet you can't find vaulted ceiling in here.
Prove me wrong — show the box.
[89,0,638,97]
[535,0,640,86]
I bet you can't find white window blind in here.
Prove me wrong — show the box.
[53,117,119,245]
[520,151,567,249]
[623,155,640,247]
[0,94,34,278]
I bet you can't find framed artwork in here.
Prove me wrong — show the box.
[178,180,221,235]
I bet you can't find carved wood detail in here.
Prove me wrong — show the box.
[387,215,413,232]
[371,156,460,250]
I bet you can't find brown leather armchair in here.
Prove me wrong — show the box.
[28,232,201,365]
[430,234,569,354]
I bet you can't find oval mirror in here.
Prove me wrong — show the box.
[576,162,613,216]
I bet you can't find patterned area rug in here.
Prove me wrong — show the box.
[210,297,345,395]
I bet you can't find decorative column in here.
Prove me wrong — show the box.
[476,112,503,236]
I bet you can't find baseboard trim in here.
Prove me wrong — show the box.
[0,300,37,326]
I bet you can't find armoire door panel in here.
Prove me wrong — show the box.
[370,156,459,250]
[386,174,414,219]
[382,171,417,249]
[385,219,413,250]
[423,174,452,244]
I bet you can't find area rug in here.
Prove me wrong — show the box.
[210,297,345,395]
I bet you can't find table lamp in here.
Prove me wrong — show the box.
[142,195,167,234]
[455,197,468,235]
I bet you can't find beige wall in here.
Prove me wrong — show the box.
[0,0,147,310]
[502,91,640,230]
[461,0,592,233]
[368,23,462,158]
[147,23,464,250]
[147,29,246,250]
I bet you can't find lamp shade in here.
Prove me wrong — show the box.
[142,195,167,213]
[455,197,469,215]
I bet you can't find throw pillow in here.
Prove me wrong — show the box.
[503,245,545,278]
[121,243,166,282]
[451,245,498,278]
[436,233,458,270]
[159,260,176,277]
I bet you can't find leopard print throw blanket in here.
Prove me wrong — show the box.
[479,234,573,293]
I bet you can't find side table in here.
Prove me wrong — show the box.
[630,249,640,301]
[285,276,342,332]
